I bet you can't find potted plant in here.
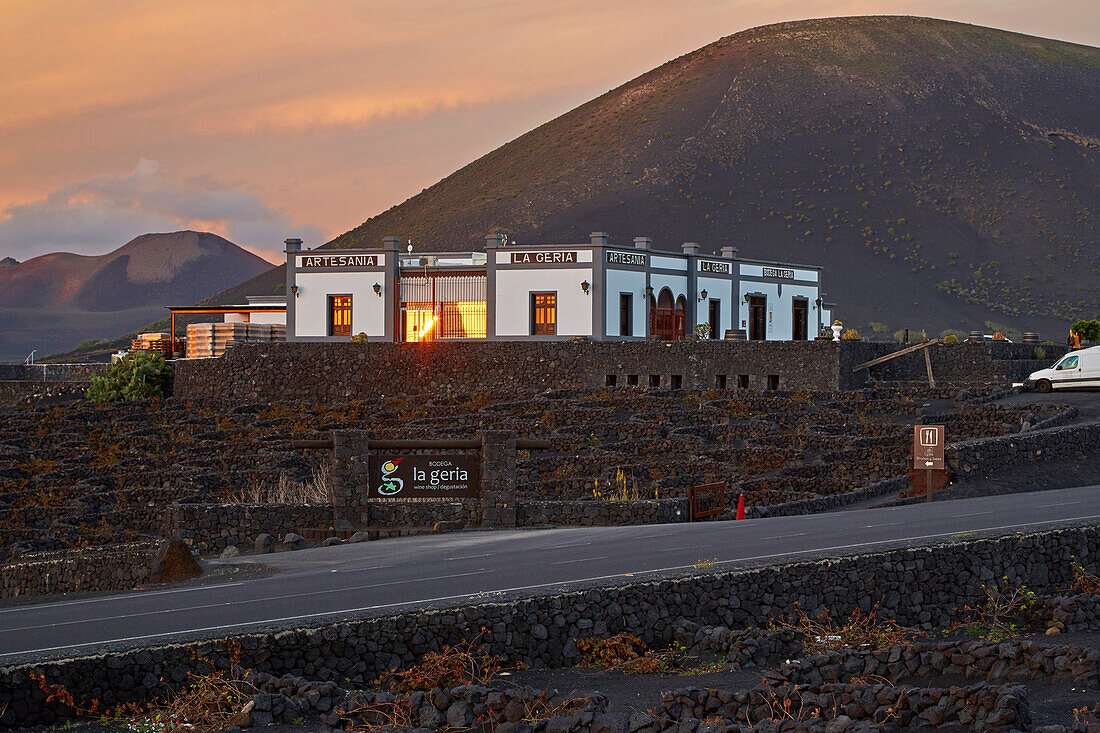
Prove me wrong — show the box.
[831,320,844,342]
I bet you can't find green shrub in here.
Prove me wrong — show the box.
[1072,319,1100,342]
[351,332,370,343]
[1033,346,1046,360]
[77,338,107,349]
[841,328,861,341]
[944,333,958,343]
[86,353,173,403]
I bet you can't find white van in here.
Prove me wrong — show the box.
[1028,345,1100,392]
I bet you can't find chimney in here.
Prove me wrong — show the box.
[284,237,302,252]
[721,246,739,260]
[382,236,402,251]
[633,237,652,250]
[590,232,610,246]
[484,233,507,249]
[682,242,700,256]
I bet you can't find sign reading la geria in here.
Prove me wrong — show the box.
[510,251,578,264]
[367,454,479,499]
[299,254,383,268]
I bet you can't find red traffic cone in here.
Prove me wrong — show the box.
[735,494,746,520]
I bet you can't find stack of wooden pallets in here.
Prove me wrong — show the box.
[186,323,249,358]
[186,322,286,358]
[129,333,184,356]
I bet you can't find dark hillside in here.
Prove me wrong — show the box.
[107,17,1100,337]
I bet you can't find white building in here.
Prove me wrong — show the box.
[284,233,835,342]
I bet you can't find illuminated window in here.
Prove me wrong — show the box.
[531,293,556,335]
[329,295,352,336]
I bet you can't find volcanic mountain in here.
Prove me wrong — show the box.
[129,17,1100,338]
[0,231,273,361]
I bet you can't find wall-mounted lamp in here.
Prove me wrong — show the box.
[698,289,709,302]
[290,285,299,298]
[580,280,590,295]
[644,285,653,298]
[813,297,821,311]
[373,283,382,297]
[744,293,751,302]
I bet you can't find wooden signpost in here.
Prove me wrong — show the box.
[912,425,945,502]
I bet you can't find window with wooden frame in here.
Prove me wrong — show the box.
[531,293,556,335]
[329,295,352,336]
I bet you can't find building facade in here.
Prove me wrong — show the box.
[285,233,835,342]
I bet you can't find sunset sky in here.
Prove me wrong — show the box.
[1,1,1096,263]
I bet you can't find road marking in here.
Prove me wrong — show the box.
[447,553,493,560]
[957,511,995,517]
[543,541,594,549]
[864,522,902,528]
[0,582,247,616]
[551,556,608,565]
[333,564,398,573]
[11,511,1100,661]
[770,533,808,539]
[0,570,489,635]
[1047,502,1080,508]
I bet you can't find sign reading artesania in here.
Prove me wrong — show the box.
[299,254,382,268]
[700,260,731,274]
[762,267,795,279]
[368,454,479,499]
[606,251,647,266]
[510,251,578,264]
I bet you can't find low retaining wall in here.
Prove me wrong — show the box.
[774,639,1100,687]
[172,341,1058,404]
[661,681,1029,731]
[169,504,334,554]
[948,422,1100,475]
[0,381,88,406]
[0,363,107,382]
[517,498,689,526]
[173,341,847,401]
[0,542,156,599]
[2,525,1096,727]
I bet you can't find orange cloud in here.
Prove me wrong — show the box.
[0,0,1095,252]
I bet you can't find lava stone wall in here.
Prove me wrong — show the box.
[0,381,88,406]
[948,422,1100,476]
[0,542,155,599]
[3,525,1096,728]
[838,341,1067,387]
[516,498,690,526]
[172,341,846,402]
[0,363,107,382]
[169,504,334,554]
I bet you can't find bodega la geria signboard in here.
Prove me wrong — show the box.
[367,454,479,499]
[912,425,945,470]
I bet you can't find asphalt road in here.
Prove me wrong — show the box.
[2,485,1098,665]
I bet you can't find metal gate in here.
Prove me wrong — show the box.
[399,271,486,341]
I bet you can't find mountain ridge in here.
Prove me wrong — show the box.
[0,231,274,360]
[215,15,1098,336]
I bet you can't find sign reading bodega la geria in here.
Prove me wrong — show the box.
[367,454,479,499]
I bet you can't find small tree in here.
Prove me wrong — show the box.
[1071,319,1100,343]
[86,353,173,403]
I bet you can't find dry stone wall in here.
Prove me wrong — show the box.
[517,498,689,526]
[173,341,847,402]
[2,524,1096,728]
[0,542,156,598]
[169,503,334,554]
[172,341,1061,404]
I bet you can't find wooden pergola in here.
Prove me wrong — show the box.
[166,305,286,359]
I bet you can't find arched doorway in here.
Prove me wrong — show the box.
[650,288,686,340]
